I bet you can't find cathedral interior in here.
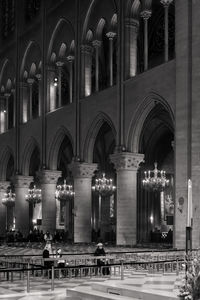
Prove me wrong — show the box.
[0,0,197,252]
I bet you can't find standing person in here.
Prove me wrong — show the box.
[94,243,109,275]
[57,248,66,278]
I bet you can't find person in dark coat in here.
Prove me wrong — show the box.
[94,243,109,275]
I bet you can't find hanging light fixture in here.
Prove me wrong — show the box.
[142,162,169,191]
[25,185,42,207]
[55,180,75,201]
[92,173,116,197]
[2,188,16,207]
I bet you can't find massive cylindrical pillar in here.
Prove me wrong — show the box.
[110,152,144,245]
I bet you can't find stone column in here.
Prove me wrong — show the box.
[0,181,9,234]
[125,18,139,78]
[0,95,6,133]
[81,45,93,97]
[110,152,144,245]
[92,40,101,92]
[106,32,116,87]
[69,162,97,243]
[39,170,61,233]
[56,61,64,108]
[27,78,34,120]
[4,93,10,131]
[160,0,173,62]
[175,0,191,249]
[35,74,42,116]
[67,55,74,103]
[14,175,33,236]
[11,88,15,127]
[20,82,29,123]
[47,65,57,112]
[140,10,152,71]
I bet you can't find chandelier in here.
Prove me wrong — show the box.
[142,162,169,191]
[2,188,16,207]
[92,173,116,196]
[55,180,75,201]
[25,185,42,207]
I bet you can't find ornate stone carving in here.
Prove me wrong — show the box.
[106,32,117,40]
[140,10,152,20]
[92,40,102,48]
[110,152,144,171]
[37,170,61,184]
[67,55,75,62]
[13,175,33,188]
[160,0,173,7]
[125,18,139,33]
[69,162,97,178]
[0,181,10,192]
[81,45,93,55]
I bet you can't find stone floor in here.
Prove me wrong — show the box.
[0,245,182,300]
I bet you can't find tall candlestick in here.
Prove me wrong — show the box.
[187,179,192,227]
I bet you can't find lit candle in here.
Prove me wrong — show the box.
[187,179,192,227]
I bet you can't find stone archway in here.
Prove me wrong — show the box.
[127,93,174,245]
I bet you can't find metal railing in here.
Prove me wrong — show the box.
[0,257,186,293]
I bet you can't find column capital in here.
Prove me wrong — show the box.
[160,0,173,7]
[37,169,61,184]
[125,18,139,31]
[19,81,28,88]
[67,55,75,62]
[12,175,33,188]
[69,162,97,178]
[140,10,152,20]
[4,93,11,98]
[27,78,34,85]
[35,73,42,80]
[56,61,64,68]
[110,152,144,171]
[81,44,93,55]
[0,181,10,191]
[106,31,116,40]
[47,64,56,72]
[11,88,15,94]
[92,40,102,48]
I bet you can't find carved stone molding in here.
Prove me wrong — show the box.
[92,40,102,48]
[69,162,97,178]
[160,0,173,7]
[0,181,10,192]
[140,10,152,20]
[125,18,139,33]
[13,175,33,188]
[106,32,117,40]
[81,45,93,55]
[37,170,61,184]
[110,152,144,171]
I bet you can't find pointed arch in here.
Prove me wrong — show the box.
[82,0,117,42]
[86,29,93,43]
[48,126,74,170]
[47,18,74,62]
[96,18,106,40]
[126,0,141,18]
[0,59,9,85]
[127,92,174,153]
[6,78,12,92]
[21,137,40,176]
[83,112,116,163]
[0,146,14,180]
[20,40,41,79]
[58,43,67,58]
